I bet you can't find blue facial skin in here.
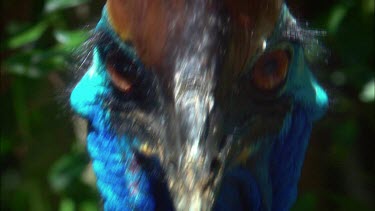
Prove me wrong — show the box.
[70,5,328,211]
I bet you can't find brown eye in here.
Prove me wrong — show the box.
[251,50,289,90]
[106,62,133,92]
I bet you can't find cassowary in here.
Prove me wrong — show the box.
[70,0,328,210]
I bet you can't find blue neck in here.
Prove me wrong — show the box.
[213,106,312,211]
[270,106,312,210]
[86,114,156,210]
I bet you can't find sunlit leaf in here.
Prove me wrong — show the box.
[362,0,374,15]
[359,79,375,103]
[6,21,48,49]
[60,198,75,211]
[45,0,90,13]
[54,29,90,51]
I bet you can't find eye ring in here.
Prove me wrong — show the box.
[251,49,290,91]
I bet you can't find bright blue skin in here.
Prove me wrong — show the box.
[70,6,328,211]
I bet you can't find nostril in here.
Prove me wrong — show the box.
[218,135,227,151]
[203,157,222,192]
[202,113,210,141]
[210,157,221,173]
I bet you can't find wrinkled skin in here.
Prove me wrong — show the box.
[70,1,328,210]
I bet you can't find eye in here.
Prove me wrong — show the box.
[103,47,157,105]
[251,50,290,91]
[106,61,133,92]
[105,51,137,93]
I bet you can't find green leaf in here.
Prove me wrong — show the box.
[79,201,99,211]
[54,29,90,51]
[362,0,374,15]
[359,79,375,103]
[3,49,66,77]
[60,198,75,211]
[327,5,348,34]
[6,21,48,49]
[45,0,90,13]
[48,152,89,192]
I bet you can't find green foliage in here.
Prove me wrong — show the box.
[288,0,374,210]
[1,0,373,210]
[1,0,99,210]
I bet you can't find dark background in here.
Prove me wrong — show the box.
[1,0,374,210]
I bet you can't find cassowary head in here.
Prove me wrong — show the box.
[71,0,328,210]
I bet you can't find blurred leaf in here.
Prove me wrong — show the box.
[54,29,90,51]
[25,181,49,211]
[49,152,89,192]
[331,120,359,160]
[330,71,347,87]
[327,5,348,34]
[329,3,374,67]
[45,0,90,13]
[4,49,66,77]
[359,79,375,103]
[59,198,75,211]
[291,192,317,211]
[6,21,48,49]
[362,0,374,15]
[79,201,99,211]
[326,191,372,211]
[11,78,31,139]
[0,136,13,155]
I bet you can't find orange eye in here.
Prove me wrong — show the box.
[106,62,133,92]
[251,50,289,90]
